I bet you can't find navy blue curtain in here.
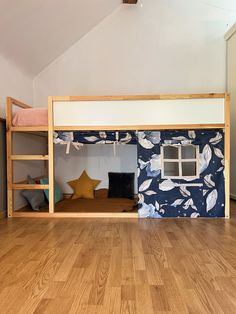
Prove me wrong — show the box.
[56,131,137,144]
[137,130,225,218]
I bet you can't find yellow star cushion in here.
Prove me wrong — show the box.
[68,170,101,199]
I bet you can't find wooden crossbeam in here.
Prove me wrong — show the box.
[12,184,49,190]
[11,126,48,132]
[11,155,49,161]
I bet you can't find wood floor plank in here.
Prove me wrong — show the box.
[135,285,154,314]
[0,202,236,313]
[102,287,121,314]
[88,254,111,305]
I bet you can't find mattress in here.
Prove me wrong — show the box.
[18,188,137,213]
[54,197,137,213]
[18,197,137,213]
[12,108,48,127]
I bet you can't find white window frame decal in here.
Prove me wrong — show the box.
[161,144,200,180]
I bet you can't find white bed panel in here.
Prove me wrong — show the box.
[53,98,225,126]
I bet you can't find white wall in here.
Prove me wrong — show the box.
[33,0,232,105]
[0,55,33,118]
[0,0,121,77]
[0,54,48,210]
[226,24,236,198]
[33,0,233,193]
[55,144,138,194]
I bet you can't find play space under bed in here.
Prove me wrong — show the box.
[13,108,137,214]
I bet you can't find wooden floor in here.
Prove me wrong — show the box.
[1,203,236,313]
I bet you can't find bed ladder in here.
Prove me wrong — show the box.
[6,97,54,217]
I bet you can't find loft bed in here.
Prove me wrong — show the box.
[6,94,230,219]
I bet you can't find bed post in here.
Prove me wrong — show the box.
[224,93,230,218]
[6,97,13,217]
[48,97,54,214]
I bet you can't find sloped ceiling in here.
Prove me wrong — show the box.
[0,0,121,77]
[203,0,236,11]
[195,0,236,25]
[0,0,236,78]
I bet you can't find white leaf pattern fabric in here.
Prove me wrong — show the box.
[138,194,144,204]
[172,136,188,141]
[191,212,200,218]
[137,130,225,218]
[159,180,176,191]
[139,179,152,192]
[210,132,222,145]
[206,189,218,212]
[139,138,154,149]
[214,147,224,159]
[204,174,215,188]
[180,186,191,197]
[84,136,99,142]
[145,190,157,195]
[188,131,196,139]
[199,144,212,174]
[171,199,184,206]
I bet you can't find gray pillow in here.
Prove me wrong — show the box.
[21,175,46,211]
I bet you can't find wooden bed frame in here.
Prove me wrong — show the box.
[6,93,230,218]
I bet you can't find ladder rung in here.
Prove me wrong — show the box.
[12,184,49,190]
[11,155,49,160]
[11,126,48,132]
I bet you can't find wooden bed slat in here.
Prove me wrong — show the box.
[8,97,32,109]
[12,212,138,218]
[11,155,49,160]
[12,184,49,190]
[52,93,226,102]
[54,124,225,131]
[11,126,48,132]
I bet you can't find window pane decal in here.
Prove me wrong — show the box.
[182,162,197,176]
[161,144,199,179]
[181,145,196,159]
[163,146,178,159]
[163,162,179,177]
